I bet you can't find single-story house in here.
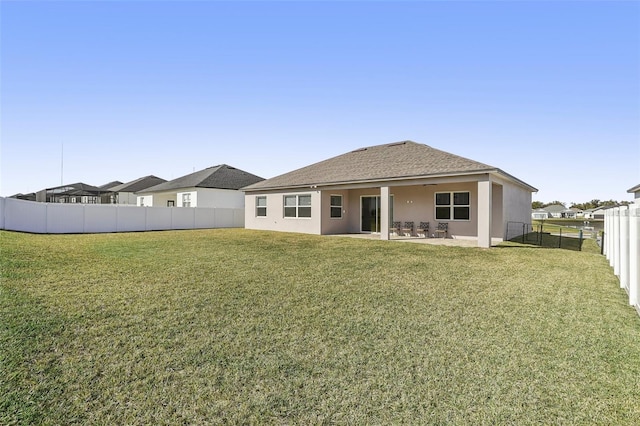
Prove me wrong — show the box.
[136,164,264,208]
[531,208,549,220]
[569,207,584,218]
[628,184,640,203]
[243,141,537,248]
[108,175,167,205]
[544,204,566,218]
[583,206,610,220]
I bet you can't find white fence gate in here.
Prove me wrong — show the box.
[0,197,244,234]
[604,205,639,317]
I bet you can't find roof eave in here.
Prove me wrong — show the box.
[244,169,537,192]
[627,184,640,193]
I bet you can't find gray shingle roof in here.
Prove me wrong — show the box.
[544,204,567,213]
[244,141,535,191]
[139,165,264,194]
[109,175,167,193]
[98,181,123,190]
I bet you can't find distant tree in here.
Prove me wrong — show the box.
[544,201,566,208]
[531,201,544,209]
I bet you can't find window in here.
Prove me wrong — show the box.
[167,200,175,207]
[330,195,343,218]
[435,191,470,221]
[182,193,191,207]
[284,194,311,218]
[256,196,267,217]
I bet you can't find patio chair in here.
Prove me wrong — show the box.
[435,222,448,238]
[401,221,414,237]
[390,221,401,236]
[416,221,430,238]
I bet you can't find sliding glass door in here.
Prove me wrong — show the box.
[361,195,393,233]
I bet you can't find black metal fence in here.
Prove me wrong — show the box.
[505,221,587,251]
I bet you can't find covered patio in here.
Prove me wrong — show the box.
[328,232,505,248]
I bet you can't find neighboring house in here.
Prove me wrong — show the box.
[560,208,582,219]
[531,208,549,220]
[108,175,167,205]
[628,184,640,203]
[544,204,566,218]
[583,206,609,219]
[97,181,124,203]
[136,164,263,208]
[569,207,584,218]
[243,140,537,248]
[9,193,36,201]
[35,182,117,204]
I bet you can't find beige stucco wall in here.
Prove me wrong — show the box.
[244,190,322,234]
[138,192,176,207]
[341,182,479,237]
[501,180,533,227]
[194,188,246,208]
[492,183,504,238]
[245,175,534,241]
[320,190,350,234]
[117,192,138,205]
[397,182,479,238]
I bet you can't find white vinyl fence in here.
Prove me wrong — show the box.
[603,205,639,317]
[0,197,244,234]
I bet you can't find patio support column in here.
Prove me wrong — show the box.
[380,186,390,240]
[477,178,492,248]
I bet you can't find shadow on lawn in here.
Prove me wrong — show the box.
[504,232,584,251]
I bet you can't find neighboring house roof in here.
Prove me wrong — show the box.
[109,175,167,193]
[99,181,123,190]
[243,141,537,192]
[585,206,608,212]
[9,192,36,201]
[627,184,640,194]
[139,164,264,194]
[584,206,612,215]
[544,204,566,214]
[45,182,109,196]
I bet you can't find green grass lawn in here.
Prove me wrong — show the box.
[1,229,639,424]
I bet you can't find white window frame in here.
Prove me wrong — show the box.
[330,195,343,219]
[182,193,192,207]
[435,191,470,221]
[284,194,312,218]
[256,196,267,217]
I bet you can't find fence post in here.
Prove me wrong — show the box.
[613,207,621,276]
[620,206,629,291]
[558,228,562,248]
[630,204,639,309]
[601,230,605,255]
[538,223,542,246]
[579,230,583,251]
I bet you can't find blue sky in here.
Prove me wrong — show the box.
[1,1,638,205]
